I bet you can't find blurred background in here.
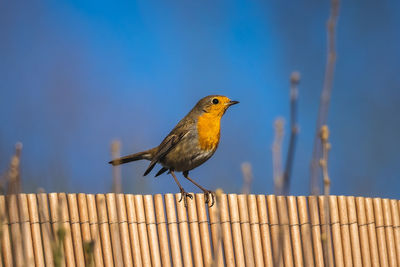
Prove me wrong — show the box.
[1,0,399,198]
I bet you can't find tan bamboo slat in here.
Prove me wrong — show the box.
[86,194,105,267]
[308,196,325,267]
[67,194,85,266]
[77,194,93,265]
[58,193,76,267]
[27,194,45,267]
[37,193,54,267]
[143,194,162,267]
[115,194,133,267]
[317,196,334,267]
[17,194,35,266]
[95,194,114,267]
[195,194,213,267]
[390,200,400,264]
[277,196,294,267]
[256,195,274,266]
[125,194,143,267]
[217,193,234,267]
[0,195,13,267]
[175,193,193,267]
[287,196,304,267]
[346,196,362,266]
[267,195,284,267]
[164,194,183,267]
[154,194,172,267]
[382,198,398,267]
[48,192,67,267]
[228,194,246,266]
[328,195,344,267]
[208,196,224,267]
[365,197,381,267]
[238,194,255,267]
[105,194,124,267]
[2,193,400,267]
[373,197,389,267]
[187,194,204,267]
[248,195,265,267]
[337,195,353,267]
[297,196,315,267]
[355,197,373,267]
[134,194,152,267]
[7,194,24,267]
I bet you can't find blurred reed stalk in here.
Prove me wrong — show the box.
[272,118,284,194]
[6,142,23,194]
[111,140,122,193]
[273,71,300,196]
[310,0,340,194]
[241,162,253,194]
[320,125,333,266]
[282,72,300,195]
[271,71,300,266]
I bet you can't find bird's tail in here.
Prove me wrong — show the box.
[108,148,156,166]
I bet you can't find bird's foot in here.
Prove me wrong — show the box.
[178,189,193,207]
[203,190,215,207]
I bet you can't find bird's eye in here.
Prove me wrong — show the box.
[212,98,219,104]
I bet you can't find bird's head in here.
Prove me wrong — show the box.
[196,95,239,117]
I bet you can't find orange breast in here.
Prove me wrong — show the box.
[196,112,221,151]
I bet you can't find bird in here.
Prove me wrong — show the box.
[109,95,239,206]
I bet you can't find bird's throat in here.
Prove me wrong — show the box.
[197,112,221,151]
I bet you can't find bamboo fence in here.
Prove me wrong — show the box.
[0,193,399,266]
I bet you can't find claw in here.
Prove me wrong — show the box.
[203,190,216,207]
[178,189,193,207]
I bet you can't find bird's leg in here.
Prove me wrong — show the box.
[169,170,193,207]
[183,171,215,207]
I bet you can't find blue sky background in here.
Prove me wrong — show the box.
[1,0,399,198]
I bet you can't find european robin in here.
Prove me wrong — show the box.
[109,95,239,206]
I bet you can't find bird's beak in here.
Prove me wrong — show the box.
[228,100,240,106]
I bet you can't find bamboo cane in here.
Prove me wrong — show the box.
[297,196,314,267]
[373,197,389,267]
[154,194,172,267]
[86,194,105,267]
[0,195,14,267]
[125,194,143,267]
[143,194,162,267]
[355,197,372,267]
[27,194,45,266]
[164,194,183,267]
[96,194,114,267]
[287,196,304,267]
[247,195,265,267]
[195,194,213,266]
[134,194,152,267]
[382,198,397,267]
[115,194,133,267]
[105,193,124,267]
[256,195,274,266]
[67,194,85,266]
[187,194,204,267]
[175,193,193,267]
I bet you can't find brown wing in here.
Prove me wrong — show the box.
[143,130,188,176]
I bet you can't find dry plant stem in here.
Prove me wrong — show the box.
[320,125,333,267]
[282,72,300,195]
[7,142,22,194]
[310,0,340,194]
[111,140,122,193]
[241,162,253,194]
[272,118,284,194]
